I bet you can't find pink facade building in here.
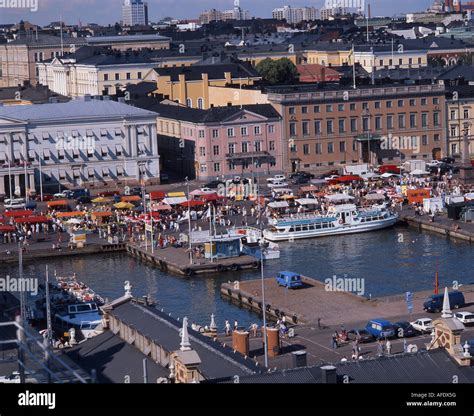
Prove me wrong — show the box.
[154,103,284,181]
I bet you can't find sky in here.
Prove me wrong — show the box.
[0,0,435,26]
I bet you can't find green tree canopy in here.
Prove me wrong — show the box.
[256,58,298,85]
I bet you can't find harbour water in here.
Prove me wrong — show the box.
[4,226,473,331]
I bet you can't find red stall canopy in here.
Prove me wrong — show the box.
[335,175,363,183]
[14,216,49,224]
[149,191,166,200]
[200,194,223,202]
[179,200,205,208]
[4,210,34,218]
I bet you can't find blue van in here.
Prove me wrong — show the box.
[276,271,303,289]
[365,319,395,339]
[423,291,465,313]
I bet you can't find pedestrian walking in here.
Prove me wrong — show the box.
[224,320,231,336]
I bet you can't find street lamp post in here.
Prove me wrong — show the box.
[259,238,269,368]
[185,177,193,265]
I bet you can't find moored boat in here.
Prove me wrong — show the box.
[263,204,398,242]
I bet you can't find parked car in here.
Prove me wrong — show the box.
[454,312,474,326]
[467,339,474,355]
[291,176,309,185]
[427,160,442,168]
[267,174,286,183]
[0,371,40,384]
[410,318,434,334]
[267,181,288,188]
[4,197,25,205]
[204,180,225,189]
[347,329,374,343]
[25,200,37,210]
[365,319,395,339]
[423,291,465,313]
[54,192,71,199]
[4,201,26,210]
[200,187,216,193]
[76,196,92,204]
[441,157,455,164]
[276,271,303,289]
[37,194,54,202]
[324,175,340,181]
[392,321,417,338]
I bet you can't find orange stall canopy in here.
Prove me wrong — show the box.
[47,200,68,208]
[14,216,49,224]
[121,195,141,202]
[407,189,431,204]
[55,211,84,219]
[4,210,34,218]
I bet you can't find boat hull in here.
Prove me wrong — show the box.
[263,217,398,242]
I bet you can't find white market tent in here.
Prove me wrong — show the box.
[268,201,289,209]
[325,194,355,202]
[163,197,188,205]
[410,169,429,176]
[296,198,319,205]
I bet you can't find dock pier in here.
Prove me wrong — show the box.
[126,243,261,276]
[398,210,474,244]
[222,276,474,327]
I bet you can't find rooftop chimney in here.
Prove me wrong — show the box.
[320,365,337,384]
[180,317,191,351]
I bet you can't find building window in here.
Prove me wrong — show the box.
[212,129,219,138]
[338,119,345,133]
[327,120,334,134]
[137,72,142,79]
[214,162,220,172]
[328,142,334,153]
[254,141,261,152]
[350,119,357,133]
[302,121,309,136]
[186,98,192,107]
[200,164,207,173]
[303,144,309,155]
[315,143,322,154]
[375,116,382,130]
[326,104,333,112]
[254,125,261,135]
[289,122,296,136]
[228,143,235,154]
[387,115,393,130]
[422,113,428,128]
[433,112,440,127]
[104,74,109,81]
[433,98,439,105]
[450,126,457,137]
[339,141,346,153]
[269,141,275,151]
[386,101,393,109]
[362,102,368,110]
[409,99,416,106]
[289,107,296,115]
[126,73,131,80]
[338,104,344,112]
[302,106,308,114]
[115,73,120,81]
[213,145,219,156]
[241,127,248,136]
[199,147,206,156]
[227,128,235,137]
[434,134,440,142]
[362,117,370,132]
[398,114,406,129]
[410,113,417,128]
[375,102,381,109]
[315,120,321,135]
[314,105,320,113]
[268,124,275,134]
[422,135,428,146]
[464,109,470,119]
[242,142,248,153]
[198,130,205,138]
[197,98,204,109]
[350,103,356,111]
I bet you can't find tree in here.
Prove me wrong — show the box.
[256,58,298,85]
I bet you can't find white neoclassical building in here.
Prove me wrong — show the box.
[0,98,160,196]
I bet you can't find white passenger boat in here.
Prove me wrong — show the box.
[263,204,398,242]
[54,302,104,341]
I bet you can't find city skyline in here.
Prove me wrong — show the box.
[0,0,435,25]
